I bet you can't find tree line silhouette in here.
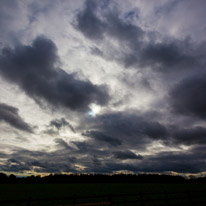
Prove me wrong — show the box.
[0,173,206,184]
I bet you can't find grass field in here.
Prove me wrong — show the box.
[0,183,206,205]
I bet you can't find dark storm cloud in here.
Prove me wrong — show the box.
[82,111,206,148]
[139,40,198,72]
[190,145,206,155]
[113,150,143,160]
[1,0,206,175]
[0,36,109,111]
[172,126,206,145]
[75,0,144,47]
[50,118,75,133]
[0,148,77,173]
[71,141,110,158]
[79,111,168,151]
[0,140,111,173]
[1,138,206,174]
[94,111,168,140]
[81,108,206,154]
[0,103,33,133]
[83,130,122,146]
[138,150,206,173]
[98,147,206,174]
[54,138,73,150]
[75,0,205,72]
[75,0,106,40]
[169,74,206,119]
[75,0,144,44]
[0,152,7,158]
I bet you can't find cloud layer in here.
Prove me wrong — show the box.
[0,0,206,175]
[75,0,205,73]
[0,103,32,133]
[0,36,109,111]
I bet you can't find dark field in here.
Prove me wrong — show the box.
[0,183,206,206]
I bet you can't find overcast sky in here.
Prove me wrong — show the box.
[0,0,206,176]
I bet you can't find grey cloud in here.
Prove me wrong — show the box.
[0,0,28,45]
[2,138,206,174]
[0,152,7,158]
[190,145,206,154]
[120,72,152,91]
[139,40,197,72]
[139,150,206,173]
[90,46,103,57]
[71,141,110,158]
[0,36,110,111]
[0,143,104,173]
[75,0,143,46]
[102,148,206,174]
[79,111,168,152]
[95,112,167,140]
[75,0,106,40]
[0,103,33,133]
[169,73,206,119]
[154,0,206,42]
[83,110,206,148]
[0,141,110,173]
[50,118,75,133]
[83,130,122,146]
[172,126,206,145]
[75,0,205,73]
[76,0,144,43]
[113,151,143,160]
[55,138,73,150]
[82,108,206,153]
[92,156,102,166]
[0,148,77,173]
[105,10,144,46]
[1,0,206,175]
[96,162,138,174]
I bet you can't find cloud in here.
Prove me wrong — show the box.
[90,46,103,57]
[75,0,144,43]
[75,0,144,64]
[0,103,33,133]
[172,126,206,145]
[75,0,205,73]
[100,147,206,174]
[169,73,206,119]
[1,0,206,175]
[50,118,75,133]
[0,0,29,45]
[55,138,73,150]
[0,148,77,173]
[75,0,106,40]
[71,140,108,156]
[78,111,169,155]
[0,152,7,158]
[80,108,206,155]
[1,137,206,174]
[82,110,206,148]
[139,40,197,72]
[93,111,167,142]
[113,150,143,160]
[83,130,122,146]
[0,36,110,111]
[138,150,206,173]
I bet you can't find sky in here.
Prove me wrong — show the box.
[0,0,206,176]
